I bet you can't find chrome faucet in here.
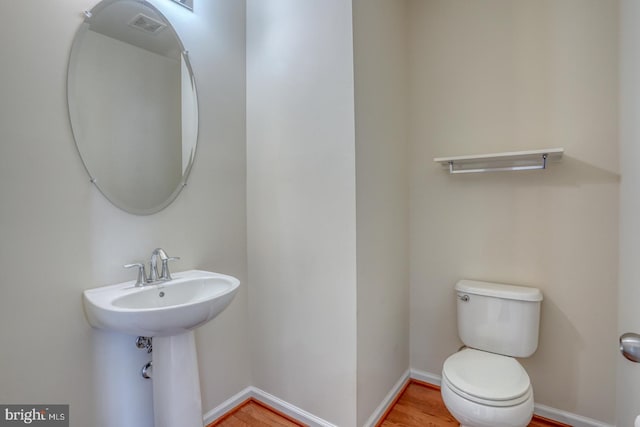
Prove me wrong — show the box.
[124,248,180,287]
[150,248,180,282]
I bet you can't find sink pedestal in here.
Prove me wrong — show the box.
[152,331,203,427]
[83,270,240,427]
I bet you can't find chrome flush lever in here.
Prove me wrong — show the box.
[620,332,640,363]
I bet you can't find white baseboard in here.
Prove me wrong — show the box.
[409,368,442,387]
[409,368,614,427]
[251,387,338,427]
[362,370,411,427]
[203,386,253,425]
[203,386,337,427]
[204,370,614,427]
[533,403,614,427]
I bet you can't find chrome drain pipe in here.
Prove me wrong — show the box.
[141,361,152,379]
[136,336,153,379]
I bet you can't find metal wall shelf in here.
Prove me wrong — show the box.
[434,148,564,174]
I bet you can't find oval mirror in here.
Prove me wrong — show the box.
[67,0,198,214]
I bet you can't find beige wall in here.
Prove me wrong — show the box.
[0,1,249,426]
[407,0,619,423]
[0,0,624,425]
[246,1,358,425]
[352,1,410,425]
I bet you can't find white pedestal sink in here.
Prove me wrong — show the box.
[83,270,240,427]
[153,332,203,427]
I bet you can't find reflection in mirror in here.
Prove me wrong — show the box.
[68,0,198,214]
[171,0,194,11]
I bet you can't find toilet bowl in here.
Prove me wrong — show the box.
[441,348,534,427]
[439,280,543,427]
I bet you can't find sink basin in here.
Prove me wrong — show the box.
[83,270,240,336]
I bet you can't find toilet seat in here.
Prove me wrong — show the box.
[443,348,532,407]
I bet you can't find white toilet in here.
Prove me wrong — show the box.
[441,279,543,427]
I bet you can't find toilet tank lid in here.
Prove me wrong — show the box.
[456,280,543,302]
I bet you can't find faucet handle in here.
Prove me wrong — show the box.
[160,257,180,281]
[124,263,147,287]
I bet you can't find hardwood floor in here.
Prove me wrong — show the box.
[208,399,304,427]
[378,381,570,427]
[208,381,571,427]
[377,381,457,426]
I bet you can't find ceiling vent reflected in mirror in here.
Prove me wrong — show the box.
[170,0,193,11]
[128,13,167,34]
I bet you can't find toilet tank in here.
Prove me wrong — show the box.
[456,280,543,358]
